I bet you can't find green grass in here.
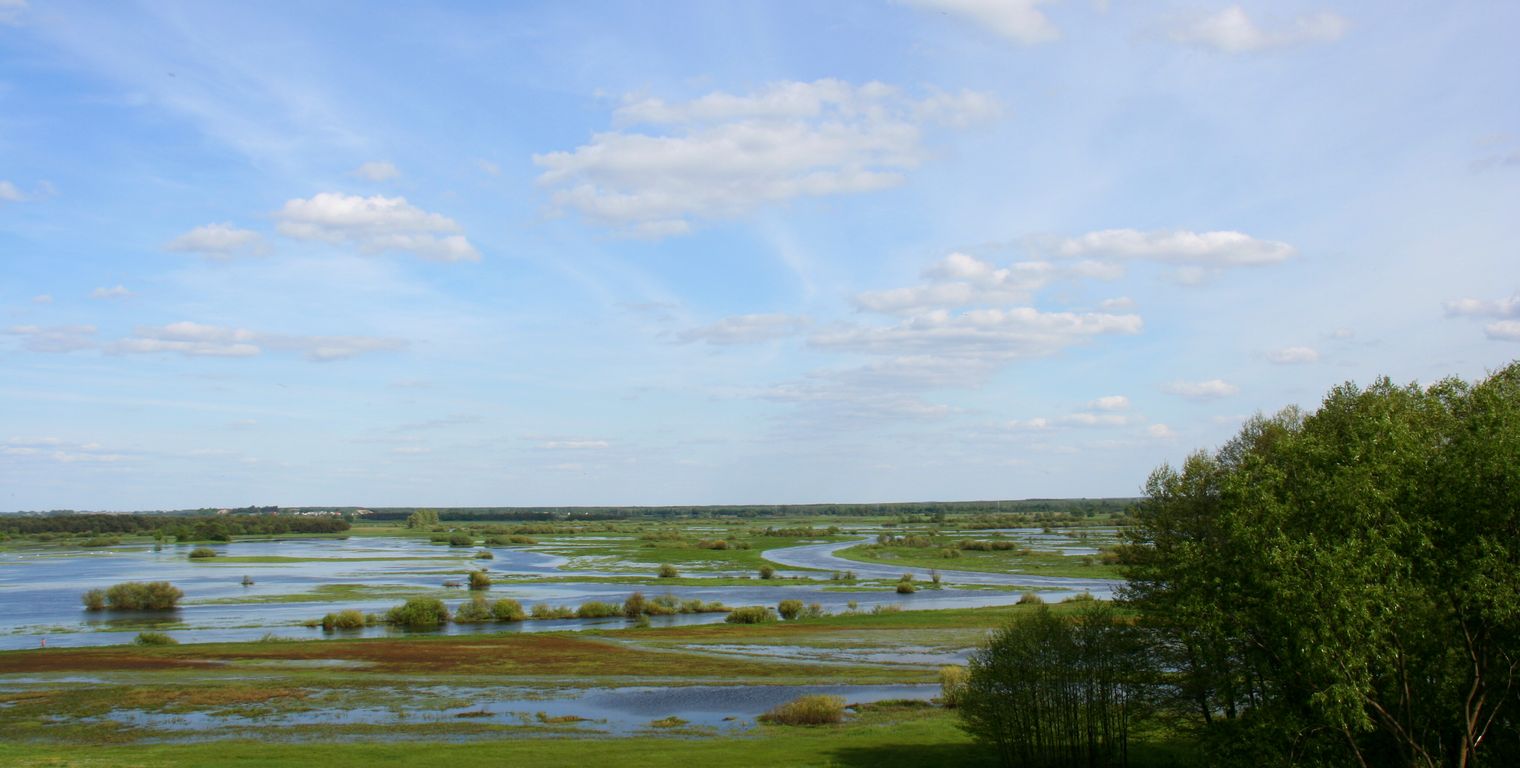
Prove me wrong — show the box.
[832,544,1124,580]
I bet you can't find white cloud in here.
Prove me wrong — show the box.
[1147,423,1177,439]
[854,252,1119,315]
[1045,228,1296,266]
[477,160,502,177]
[353,161,400,181]
[1009,410,1133,430]
[275,193,480,262]
[534,79,996,238]
[5,324,97,353]
[1090,395,1129,411]
[1168,6,1349,53]
[1486,321,1520,342]
[32,294,52,304]
[679,314,809,345]
[814,307,1140,362]
[1267,345,1319,364]
[542,440,611,450]
[108,321,405,361]
[166,222,267,260]
[1445,293,1520,318]
[898,0,1060,45]
[90,285,132,300]
[1163,378,1239,400]
[0,0,27,26]
[1099,296,1135,310]
[2,436,131,464]
[0,180,22,201]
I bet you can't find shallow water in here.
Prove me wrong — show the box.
[0,535,1117,650]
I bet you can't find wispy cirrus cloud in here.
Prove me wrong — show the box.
[106,321,405,361]
[1167,6,1349,54]
[896,0,1059,45]
[679,314,809,345]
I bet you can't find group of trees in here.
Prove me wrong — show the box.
[2,513,348,538]
[962,363,1519,767]
[359,498,1135,523]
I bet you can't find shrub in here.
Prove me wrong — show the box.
[484,536,510,547]
[492,598,525,622]
[623,592,648,618]
[802,602,827,619]
[897,574,917,594]
[386,598,449,628]
[1018,591,1045,605]
[103,581,183,610]
[576,601,620,619]
[509,534,537,544]
[649,593,681,615]
[530,603,575,620]
[1061,591,1095,603]
[680,598,728,614]
[657,563,678,578]
[82,536,122,548]
[454,596,494,623]
[940,548,962,559]
[474,549,494,560]
[939,665,969,708]
[468,570,492,590]
[871,604,902,615]
[760,694,846,725]
[758,565,776,580]
[777,599,804,620]
[321,609,369,631]
[724,605,777,624]
[134,631,178,646]
[930,570,942,586]
[448,533,474,547]
[82,589,106,611]
[188,546,217,559]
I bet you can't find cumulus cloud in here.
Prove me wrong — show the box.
[1445,293,1520,318]
[1486,321,1520,342]
[108,321,404,361]
[1168,6,1349,53]
[1164,378,1239,400]
[1008,409,1134,431]
[353,161,400,181]
[898,0,1059,44]
[5,324,98,353]
[275,193,480,262]
[679,314,809,345]
[854,252,1119,315]
[534,79,996,238]
[166,223,267,260]
[90,285,132,300]
[1267,346,1320,364]
[1044,228,1296,266]
[1147,423,1177,439]
[1099,297,1135,310]
[1090,395,1130,411]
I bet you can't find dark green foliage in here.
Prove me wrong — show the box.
[958,603,1143,768]
[320,609,369,631]
[98,581,183,610]
[447,533,473,547]
[453,596,494,624]
[777,599,804,620]
[491,598,525,622]
[385,598,449,628]
[1122,362,1520,767]
[1,512,348,537]
[623,592,648,618]
[576,601,620,619]
[724,605,777,624]
[82,589,105,611]
[897,573,917,594]
[405,509,439,529]
[133,631,178,646]
[188,546,217,559]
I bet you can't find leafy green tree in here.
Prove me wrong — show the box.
[406,509,440,529]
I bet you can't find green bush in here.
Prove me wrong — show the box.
[724,605,777,624]
[939,665,968,708]
[760,694,846,725]
[802,602,826,619]
[1018,591,1044,605]
[82,589,106,611]
[492,598,525,622]
[188,546,217,559]
[386,598,449,628]
[657,563,678,578]
[454,596,494,623]
[576,601,620,619]
[623,592,648,618]
[82,536,122,548]
[896,581,917,594]
[448,533,474,547]
[100,581,183,610]
[530,603,575,620]
[777,599,804,620]
[468,570,492,590]
[133,631,178,646]
[474,549,494,559]
[321,609,369,631]
[758,565,776,579]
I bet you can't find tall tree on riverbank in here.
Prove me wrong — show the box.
[1122,363,1520,766]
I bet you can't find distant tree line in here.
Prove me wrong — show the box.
[357,497,1137,523]
[2,513,348,538]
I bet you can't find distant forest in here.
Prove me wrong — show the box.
[0,513,349,538]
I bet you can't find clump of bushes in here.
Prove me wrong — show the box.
[896,574,917,594]
[133,631,178,646]
[939,665,969,708]
[760,694,846,725]
[777,599,804,620]
[657,563,679,578]
[454,596,494,624]
[1061,591,1096,603]
[492,598,525,622]
[958,539,1019,551]
[468,570,492,590]
[474,549,494,560]
[758,565,776,579]
[530,604,575,620]
[576,601,620,619]
[623,592,648,618]
[84,581,183,611]
[1018,591,1044,605]
[82,536,122,548]
[725,605,777,624]
[386,598,449,628]
[802,602,827,619]
[448,533,474,547]
[188,546,218,559]
[321,609,370,631]
[939,548,962,559]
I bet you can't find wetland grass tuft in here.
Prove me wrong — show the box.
[760,694,846,725]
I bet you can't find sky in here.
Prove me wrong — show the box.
[2,0,1518,511]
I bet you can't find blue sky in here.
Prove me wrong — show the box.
[2,0,1517,510]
